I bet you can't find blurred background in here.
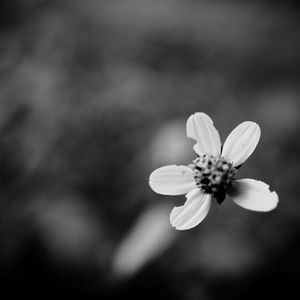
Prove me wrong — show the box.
[0,0,299,299]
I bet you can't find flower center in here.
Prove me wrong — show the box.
[191,154,236,204]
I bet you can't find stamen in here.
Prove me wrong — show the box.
[191,154,236,204]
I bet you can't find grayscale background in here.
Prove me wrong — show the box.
[0,0,299,299]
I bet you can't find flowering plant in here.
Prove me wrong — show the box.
[149,113,278,230]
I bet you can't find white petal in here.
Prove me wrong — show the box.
[186,113,221,156]
[149,165,196,195]
[229,179,279,212]
[222,121,261,167]
[170,189,211,230]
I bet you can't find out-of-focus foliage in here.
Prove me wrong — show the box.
[0,0,299,299]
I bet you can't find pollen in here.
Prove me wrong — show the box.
[192,154,236,204]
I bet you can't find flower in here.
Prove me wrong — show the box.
[149,113,279,230]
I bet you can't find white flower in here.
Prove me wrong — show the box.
[149,113,279,230]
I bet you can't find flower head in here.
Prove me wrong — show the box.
[149,113,278,230]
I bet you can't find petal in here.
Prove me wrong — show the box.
[149,165,196,195]
[228,179,279,212]
[222,121,261,167]
[186,113,221,156]
[170,189,211,230]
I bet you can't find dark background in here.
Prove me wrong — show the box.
[0,0,299,299]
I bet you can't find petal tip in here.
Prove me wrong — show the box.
[169,192,211,230]
[231,179,279,212]
[186,112,221,156]
[222,121,261,167]
[270,190,279,210]
[245,121,261,139]
[148,165,194,195]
